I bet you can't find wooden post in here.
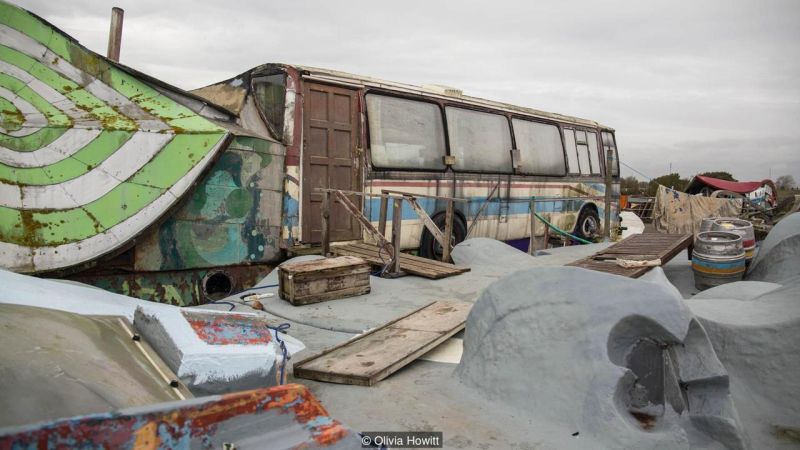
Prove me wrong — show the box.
[107,7,124,62]
[604,148,613,241]
[321,190,330,257]
[378,195,388,238]
[442,200,454,262]
[543,223,550,250]
[390,198,403,275]
[529,197,536,255]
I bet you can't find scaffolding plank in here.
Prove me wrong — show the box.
[293,300,471,386]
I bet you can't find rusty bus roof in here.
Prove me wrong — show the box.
[280,64,614,131]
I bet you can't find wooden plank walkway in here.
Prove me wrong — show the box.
[293,300,471,386]
[331,243,470,279]
[566,233,693,278]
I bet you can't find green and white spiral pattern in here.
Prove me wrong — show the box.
[0,1,230,273]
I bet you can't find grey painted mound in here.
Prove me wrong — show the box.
[746,212,800,284]
[687,276,800,448]
[456,266,748,449]
[451,237,539,268]
[692,281,783,301]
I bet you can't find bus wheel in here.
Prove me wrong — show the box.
[574,208,600,241]
[419,214,466,261]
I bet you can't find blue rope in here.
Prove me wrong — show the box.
[269,323,291,384]
[209,300,236,311]
[211,301,291,385]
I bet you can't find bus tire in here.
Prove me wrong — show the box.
[574,207,600,241]
[419,214,467,261]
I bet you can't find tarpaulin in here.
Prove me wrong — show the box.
[685,175,766,195]
[653,185,742,234]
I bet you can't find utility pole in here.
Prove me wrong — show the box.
[107,7,124,62]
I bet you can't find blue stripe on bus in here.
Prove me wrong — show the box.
[363,196,596,222]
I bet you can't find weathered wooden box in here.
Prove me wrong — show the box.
[278,256,371,305]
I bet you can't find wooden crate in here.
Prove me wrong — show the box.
[278,256,371,305]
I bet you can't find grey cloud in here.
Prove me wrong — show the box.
[14,0,800,182]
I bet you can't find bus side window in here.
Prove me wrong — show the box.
[587,132,601,175]
[446,107,512,173]
[512,119,566,176]
[575,131,592,176]
[564,129,579,174]
[601,131,620,177]
[365,94,446,170]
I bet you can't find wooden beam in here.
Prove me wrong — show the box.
[389,198,403,275]
[292,300,471,386]
[407,197,446,250]
[378,195,388,238]
[334,191,393,255]
[442,200,454,262]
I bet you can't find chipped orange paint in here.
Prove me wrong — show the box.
[0,384,351,449]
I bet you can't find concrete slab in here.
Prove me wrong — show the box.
[212,239,611,335]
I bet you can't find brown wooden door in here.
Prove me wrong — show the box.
[302,82,360,243]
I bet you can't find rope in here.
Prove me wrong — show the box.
[211,300,292,385]
[620,161,655,181]
[371,241,394,276]
[269,323,291,384]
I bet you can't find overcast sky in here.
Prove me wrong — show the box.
[17,0,800,183]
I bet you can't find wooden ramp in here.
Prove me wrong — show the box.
[293,300,471,386]
[331,243,470,279]
[567,233,692,278]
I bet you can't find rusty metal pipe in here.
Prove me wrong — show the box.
[107,7,124,62]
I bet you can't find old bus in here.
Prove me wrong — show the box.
[0,1,620,306]
[196,64,621,260]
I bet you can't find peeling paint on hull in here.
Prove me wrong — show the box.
[0,384,357,449]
